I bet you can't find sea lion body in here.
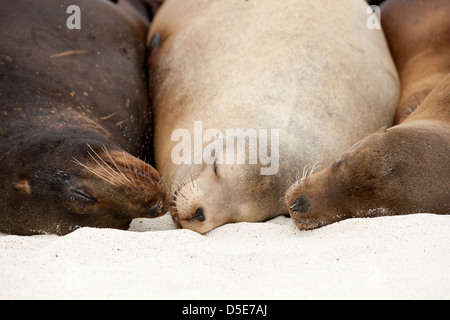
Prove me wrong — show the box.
[0,0,168,235]
[148,0,400,233]
[286,73,450,230]
[380,0,450,124]
[285,0,450,230]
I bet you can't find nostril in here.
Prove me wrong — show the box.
[290,194,311,214]
[145,205,161,218]
[145,197,165,218]
[188,207,205,222]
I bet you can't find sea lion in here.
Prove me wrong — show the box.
[286,73,450,230]
[0,0,168,235]
[380,0,450,124]
[148,0,400,234]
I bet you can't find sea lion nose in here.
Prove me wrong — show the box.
[145,197,165,218]
[145,205,161,218]
[290,194,311,214]
[187,207,206,222]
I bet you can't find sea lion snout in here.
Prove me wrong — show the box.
[145,205,161,218]
[0,0,167,235]
[145,196,167,218]
[289,194,311,214]
[188,207,206,222]
[285,170,345,230]
[148,0,400,232]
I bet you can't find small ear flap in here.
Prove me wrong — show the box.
[376,126,387,134]
[13,180,31,194]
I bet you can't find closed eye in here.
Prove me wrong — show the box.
[71,189,98,204]
[213,158,218,177]
[331,153,347,171]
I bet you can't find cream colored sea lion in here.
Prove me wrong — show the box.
[380,0,450,124]
[286,73,450,230]
[148,0,400,233]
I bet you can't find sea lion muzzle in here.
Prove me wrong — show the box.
[145,196,166,218]
[290,194,311,214]
[187,207,206,222]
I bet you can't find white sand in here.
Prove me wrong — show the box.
[0,213,449,300]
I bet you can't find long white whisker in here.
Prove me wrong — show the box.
[101,146,133,186]
[302,164,309,180]
[122,150,137,189]
[71,157,119,187]
[86,144,123,184]
[309,161,321,176]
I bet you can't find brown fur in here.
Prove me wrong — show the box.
[286,73,450,230]
[381,0,450,124]
[0,0,168,235]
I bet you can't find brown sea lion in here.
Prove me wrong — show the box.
[148,0,400,234]
[380,0,450,124]
[0,0,168,235]
[286,73,450,230]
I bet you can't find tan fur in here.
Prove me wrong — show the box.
[381,0,450,124]
[149,0,400,233]
[286,73,450,230]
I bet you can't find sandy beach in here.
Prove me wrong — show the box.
[0,213,449,300]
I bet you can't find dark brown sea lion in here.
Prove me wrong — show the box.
[0,0,168,235]
[285,73,450,230]
[380,0,450,124]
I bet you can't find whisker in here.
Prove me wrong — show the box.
[188,168,195,189]
[302,164,309,180]
[142,157,151,180]
[122,150,138,189]
[101,145,133,186]
[86,144,124,184]
[309,161,321,176]
[71,157,119,187]
[158,176,166,189]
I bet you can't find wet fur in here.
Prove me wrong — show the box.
[0,0,167,235]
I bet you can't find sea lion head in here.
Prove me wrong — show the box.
[69,141,169,221]
[170,135,281,234]
[2,135,169,235]
[285,123,450,230]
